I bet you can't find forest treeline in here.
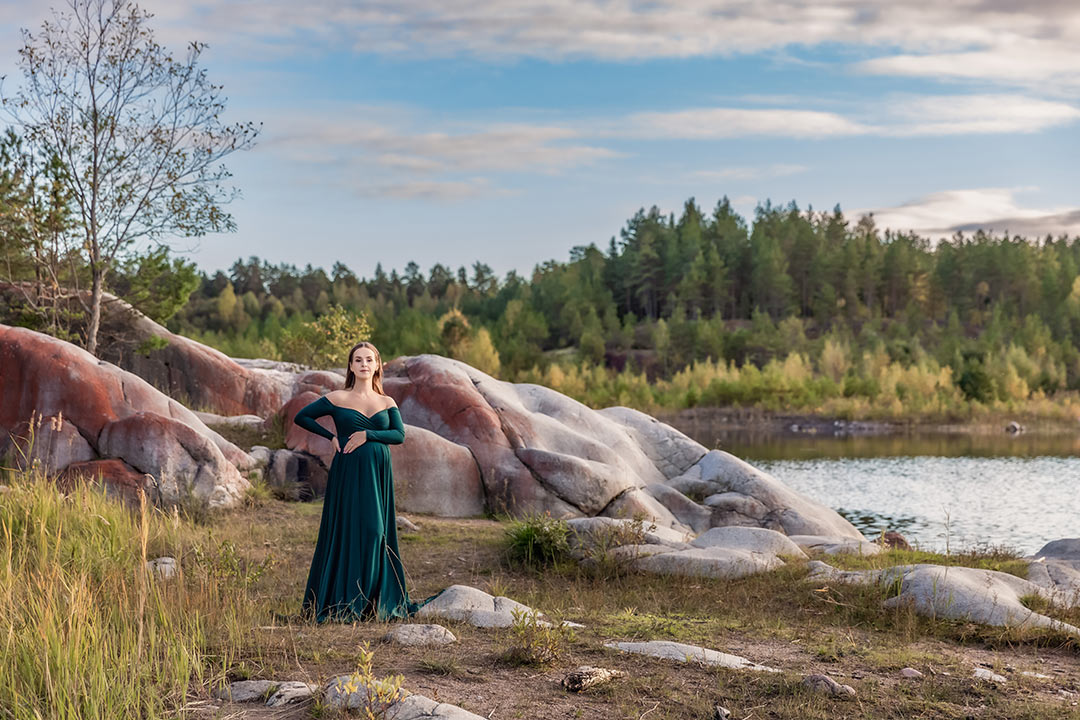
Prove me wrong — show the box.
[6,195,1080,421]
[166,197,1080,421]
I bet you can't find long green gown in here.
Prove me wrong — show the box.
[293,396,423,622]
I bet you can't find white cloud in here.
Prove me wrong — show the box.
[693,164,808,181]
[858,188,1080,239]
[625,108,869,139]
[357,177,509,200]
[884,94,1080,136]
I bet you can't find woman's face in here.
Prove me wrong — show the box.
[351,347,378,383]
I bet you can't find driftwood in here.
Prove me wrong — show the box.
[561,666,625,692]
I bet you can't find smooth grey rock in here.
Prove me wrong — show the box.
[248,445,272,467]
[632,545,785,579]
[397,515,421,532]
[644,483,712,533]
[973,667,1007,683]
[391,426,486,517]
[596,406,706,479]
[416,584,538,628]
[691,526,807,558]
[807,561,1080,635]
[195,411,265,430]
[670,450,862,539]
[324,680,484,719]
[789,534,883,556]
[604,640,777,671]
[802,673,856,697]
[213,680,277,702]
[900,667,923,678]
[267,682,318,706]
[385,624,456,647]
[7,415,95,473]
[145,556,177,580]
[567,517,691,551]
[601,487,690,533]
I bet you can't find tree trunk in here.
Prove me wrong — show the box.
[86,265,103,355]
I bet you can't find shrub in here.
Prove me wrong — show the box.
[504,513,571,567]
[500,608,574,666]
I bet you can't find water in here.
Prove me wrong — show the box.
[671,424,1080,555]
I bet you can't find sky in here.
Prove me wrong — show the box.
[1,0,1078,279]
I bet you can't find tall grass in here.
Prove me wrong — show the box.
[0,460,269,719]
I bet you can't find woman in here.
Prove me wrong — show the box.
[293,341,423,621]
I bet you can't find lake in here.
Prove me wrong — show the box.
[669,423,1080,555]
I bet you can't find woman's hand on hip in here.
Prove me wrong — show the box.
[343,430,368,453]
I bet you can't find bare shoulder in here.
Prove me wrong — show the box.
[325,389,347,403]
[382,395,398,410]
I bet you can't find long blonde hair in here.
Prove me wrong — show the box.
[344,341,385,394]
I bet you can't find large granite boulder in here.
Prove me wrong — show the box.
[0,324,251,507]
[377,354,861,539]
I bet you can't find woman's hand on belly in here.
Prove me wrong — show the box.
[342,430,368,453]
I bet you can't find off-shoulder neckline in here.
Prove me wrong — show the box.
[322,397,395,420]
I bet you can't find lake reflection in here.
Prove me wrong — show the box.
[670,423,1080,554]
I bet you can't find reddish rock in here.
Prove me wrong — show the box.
[59,459,151,503]
[391,426,485,517]
[98,412,248,508]
[0,324,252,507]
[883,531,912,551]
[3,414,95,472]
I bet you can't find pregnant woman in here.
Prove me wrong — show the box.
[293,341,424,621]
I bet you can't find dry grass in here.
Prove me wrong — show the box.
[3,474,1079,720]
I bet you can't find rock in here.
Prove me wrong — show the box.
[900,667,923,678]
[416,584,540,628]
[324,680,484,719]
[604,640,778,671]
[807,561,1080,635]
[397,516,420,532]
[267,449,328,500]
[4,414,95,472]
[194,411,265,430]
[789,534,883,556]
[266,682,318,707]
[644,483,712,533]
[391,426,485,517]
[692,526,808,558]
[213,680,278,703]
[973,667,1007,683]
[58,459,151,502]
[145,556,177,580]
[802,673,856,698]
[383,355,682,518]
[602,487,689,532]
[89,291,342,417]
[669,450,862,539]
[882,531,911,551]
[712,705,732,720]
[384,624,456,647]
[1005,421,1024,434]
[632,545,787,580]
[561,666,625,692]
[98,412,248,509]
[595,406,706,478]
[1034,538,1080,568]
[567,517,691,552]
[249,445,272,467]
[0,324,253,508]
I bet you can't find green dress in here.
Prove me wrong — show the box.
[293,396,422,622]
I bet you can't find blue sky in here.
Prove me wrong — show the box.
[1,0,1078,278]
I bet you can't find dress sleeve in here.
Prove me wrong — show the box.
[293,396,335,441]
[365,407,405,445]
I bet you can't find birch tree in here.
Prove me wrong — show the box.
[2,0,258,353]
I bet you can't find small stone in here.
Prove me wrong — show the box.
[384,623,456,647]
[266,682,318,707]
[882,531,911,551]
[145,557,177,580]
[802,673,856,698]
[249,446,272,467]
[1058,689,1078,699]
[604,640,778,672]
[900,667,923,678]
[562,666,625,692]
[1020,670,1052,680]
[213,680,278,703]
[397,515,420,532]
[973,667,1007,683]
[712,705,732,719]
